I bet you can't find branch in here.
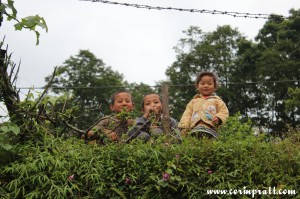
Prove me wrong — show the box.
[30,67,57,112]
[62,120,85,134]
[11,60,21,85]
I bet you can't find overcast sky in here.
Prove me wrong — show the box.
[1,0,300,89]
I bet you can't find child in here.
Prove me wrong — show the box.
[84,90,135,143]
[127,93,178,142]
[178,71,229,138]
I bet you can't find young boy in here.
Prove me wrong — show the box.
[127,93,178,141]
[84,90,135,144]
[178,72,229,138]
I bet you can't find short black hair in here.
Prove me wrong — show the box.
[195,71,218,88]
[110,90,133,105]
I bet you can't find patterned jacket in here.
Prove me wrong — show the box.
[178,94,229,130]
[81,114,134,144]
[93,114,134,138]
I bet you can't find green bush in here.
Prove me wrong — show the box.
[0,118,299,198]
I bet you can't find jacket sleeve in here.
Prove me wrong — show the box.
[93,118,113,136]
[127,117,149,138]
[215,100,229,124]
[178,100,193,129]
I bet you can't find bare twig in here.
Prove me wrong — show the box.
[11,61,21,85]
[30,67,57,112]
[61,99,67,112]
[62,120,85,134]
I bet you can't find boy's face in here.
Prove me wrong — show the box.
[143,94,162,115]
[197,75,216,96]
[110,92,134,113]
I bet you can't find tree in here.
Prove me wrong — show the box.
[233,39,268,127]
[285,88,300,116]
[45,50,124,129]
[254,9,300,132]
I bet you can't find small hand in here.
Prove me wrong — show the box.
[143,107,156,118]
[180,128,189,136]
[109,132,119,141]
[82,130,94,139]
[212,117,220,125]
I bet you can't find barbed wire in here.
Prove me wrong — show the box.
[16,79,299,90]
[80,0,287,19]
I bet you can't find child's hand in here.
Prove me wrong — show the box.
[212,117,220,125]
[143,107,156,118]
[82,130,94,139]
[109,132,119,141]
[180,128,189,136]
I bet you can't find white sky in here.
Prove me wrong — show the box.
[1,0,300,89]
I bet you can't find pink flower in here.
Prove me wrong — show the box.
[125,177,132,185]
[207,170,213,174]
[163,173,170,181]
[175,154,180,160]
[68,174,75,181]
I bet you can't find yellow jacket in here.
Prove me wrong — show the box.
[178,94,229,130]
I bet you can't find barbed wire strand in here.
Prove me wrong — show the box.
[16,79,299,90]
[80,0,288,19]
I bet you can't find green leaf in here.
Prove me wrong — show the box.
[157,179,168,187]
[110,187,126,199]
[14,22,23,31]
[0,124,20,135]
[7,0,17,17]
[0,143,13,150]
[10,125,20,135]
[0,126,9,133]
[47,96,59,105]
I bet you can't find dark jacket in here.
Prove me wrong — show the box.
[127,115,179,140]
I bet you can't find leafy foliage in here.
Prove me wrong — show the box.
[0,116,299,198]
[0,122,19,151]
[0,0,48,45]
[45,50,125,129]
[254,10,300,132]
[285,88,300,114]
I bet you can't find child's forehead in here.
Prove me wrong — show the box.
[114,92,132,99]
[144,94,160,101]
[200,75,214,81]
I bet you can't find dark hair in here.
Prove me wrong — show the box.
[195,71,218,88]
[141,93,162,109]
[110,90,133,105]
